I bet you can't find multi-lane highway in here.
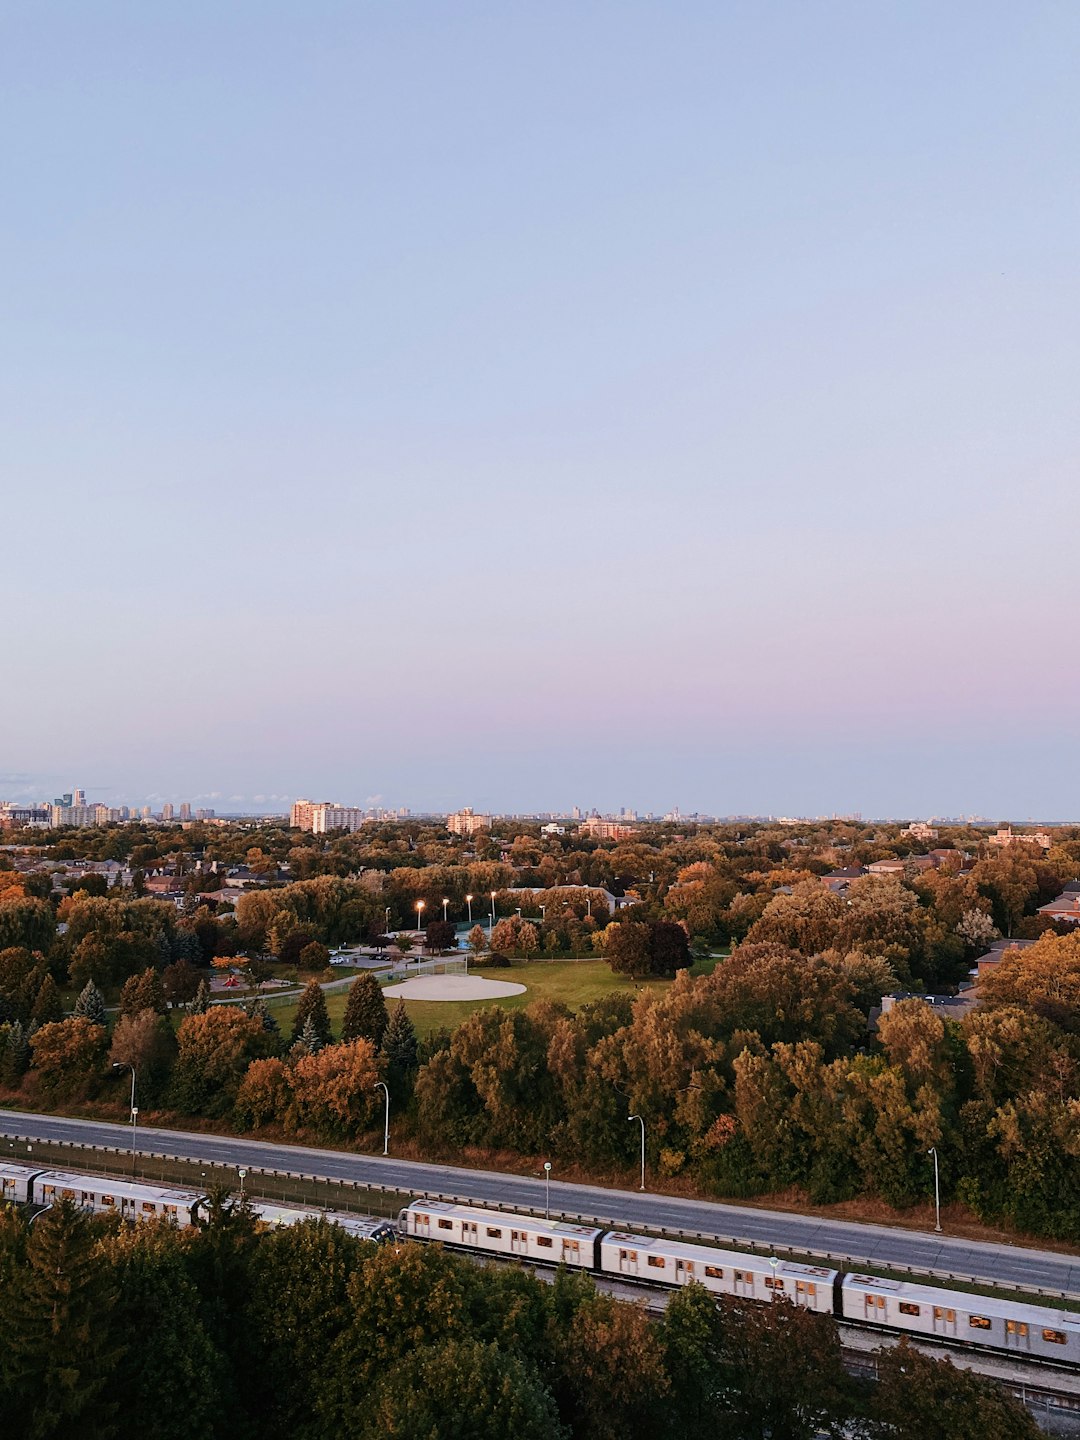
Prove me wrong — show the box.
[3,1107,1078,1297]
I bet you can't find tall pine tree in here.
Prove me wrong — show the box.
[73,979,106,1027]
[190,978,212,1014]
[341,973,389,1047]
[290,979,332,1045]
[382,999,418,1085]
[30,974,63,1027]
[4,1199,123,1434]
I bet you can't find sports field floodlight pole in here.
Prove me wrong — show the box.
[466,894,473,924]
[629,1114,645,1191]
[376,1082,390,1156]
[928,1147,942,1233]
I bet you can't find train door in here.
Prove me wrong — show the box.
[794,1280,817,1310]
[618,1247,639,1276]
[413,1211,431,1238]
[1005,1319,1031,1352]
[675,1259,695,1285]
[561,1239,581,1265]
[462,1221,478,1245]
[863,1294,887,1323]
[732,1269,755,1297]
[510,1229,529,1256]
[932,1305,956,1337]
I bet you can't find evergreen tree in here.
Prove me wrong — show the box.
[290,979,332,1045]
[30,974,63,1027]
[341,973,389,1047]
[1,1021,30,1086]
[382,999,418,1083]
[73,979,107,1027]
[299,1014,324,1053]
[119,967,167,1018]
[4,1199,122,1434]
[245,997,280,1037]
[190,978,212,1014]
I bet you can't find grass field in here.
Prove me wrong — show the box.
[272,957,717,1039]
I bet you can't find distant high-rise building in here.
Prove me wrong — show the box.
[161,803,175,821]
[195,808,216,821]
[72,789,85,807]
[310,804,366,834]
[141,805,152,820]
[179,802,191,820]
[447,808,491,836]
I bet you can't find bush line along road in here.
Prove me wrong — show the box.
[4,1108,1078,1297]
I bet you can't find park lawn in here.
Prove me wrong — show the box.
[271,958,715,1040]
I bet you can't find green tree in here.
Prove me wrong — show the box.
[118,967,166,1017]
[299,1014,325,1053]
[4,1199,122,1438]
[30,973,63,1026]
[73,978,107,1027]
[867,1340,1040,1438]
[341,973,389,1047]
[190,977,212,1014]
[291,979,332,1045]
[382,999,418,1085]
[299,940,331,972]
[102,1225,223,1439]
[1,1019,31,1085]
[360,1339,565,1440]
[604,922,652,977]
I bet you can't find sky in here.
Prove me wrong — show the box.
[2,2,1079,819]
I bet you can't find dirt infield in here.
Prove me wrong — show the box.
[381,975,527,1001]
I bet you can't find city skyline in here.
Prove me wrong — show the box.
[3,4,1078,820]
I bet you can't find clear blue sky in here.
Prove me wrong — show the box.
[3,3,1078,818]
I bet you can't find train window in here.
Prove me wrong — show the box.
[647,1255,665,1269]
[101,1195,115,1207]
[764,1277,784,1290]
[899,1303,921,1316]
[733,1270,746,1283]
[486,1227,502,1238]
[969,1316,991,1330]
[415,1213,429,1225]
[437,1219,453,1231]
[795,1282,817,1297]
[562,1240,580,1257]
[1006,1321,1028,1337]
[865,1296,885,1311]
[43,1187,54,1198]
[537,1236,553,1249]
[1042,1330,1067,1345]
[165,1205,177,1215]
[141,1202,156,1213]
[704,1266,723,1279]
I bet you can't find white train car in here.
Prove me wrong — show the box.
[401,1199,601,1270]
[840,1274,1080,1365]
[598,1231,837,1314]
[0,1163,43,1205]
[252,1199,394,1243]
[32,1170,202,1226]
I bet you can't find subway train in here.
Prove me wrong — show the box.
[0,1161,395,1242]
[4,1159,1076,1367]
[399,1199,1080,1367]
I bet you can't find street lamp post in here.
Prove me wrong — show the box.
[384,906,391,938]
[238,1167,248,1198]
[112,1062,137,1175]
[442,897,449,923]
[540,905,546,925]
[416,899,425,938]
[376,1082,390,1156]
[928,1147,942,1233]
[466,894,473,924]
[543,1161,552,1220]
[489,891,496,938]
[628,1113,645,1191]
